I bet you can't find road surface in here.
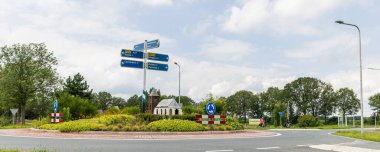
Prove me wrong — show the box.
[0,129,379,152]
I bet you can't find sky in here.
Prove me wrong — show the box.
[0,0,379,116]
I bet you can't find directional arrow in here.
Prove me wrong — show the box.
[147,62,168,71]
[133,39,160,51]
[147,52,169,62]
[121,49,144,59]
[120,59,144,69]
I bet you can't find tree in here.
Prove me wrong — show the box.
[110,97,127,109]
[58,92,97,120]
[63,73,93,99]
[369,93,380,112]
[260,87,284,116]
[248,93,263,118]
[0,43,59,124]
[335,88,360,121]
[93,92,112,111]
[319,84,336,123]
[226,90,253,123]
[284,77,328,117]
[126,95,140,107]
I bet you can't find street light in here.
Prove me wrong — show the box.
[335,20,364,134]
[174,62,181,106]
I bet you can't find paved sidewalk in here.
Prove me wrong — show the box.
[0,129,278,140]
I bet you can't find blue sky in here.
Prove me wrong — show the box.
[0,0,379,116]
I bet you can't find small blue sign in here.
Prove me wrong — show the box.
[133,39,160,51]
[147,62,168,71]
[53,99,58,113]
[206,102,216,115]
[120,59,144,69]
[279,112,283,117]
[121,49,144,59]
[147,52,169,62]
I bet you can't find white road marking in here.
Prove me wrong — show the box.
[256,147,280,150]
[269,129,320,131]
[205,150,233,152]
[310,144,380,152]
[296,145,309,147]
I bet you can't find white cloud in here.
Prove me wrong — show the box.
[220,0,351,35]
[200,37,255,61]
[140,0,173,6]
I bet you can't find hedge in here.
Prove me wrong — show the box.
[147,119,204,132]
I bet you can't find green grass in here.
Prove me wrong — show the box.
[334,130,380,142]
[244,125,351,130]
[0,150,48,152]
[0,125,31,129]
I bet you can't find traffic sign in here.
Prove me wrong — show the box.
[133,39,160,51]
[121,49,144,59]
[121,59,144,69]
[147,62,168,71]
[53,99,58,113]
[148,52,169,62]
[206,102,216,115]
[279,112,283,118]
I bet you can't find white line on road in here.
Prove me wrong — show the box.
[256,147,280,150]
[310,144,380,152]
[205,150,233,152]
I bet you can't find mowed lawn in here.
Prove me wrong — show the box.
[334,130,380,142]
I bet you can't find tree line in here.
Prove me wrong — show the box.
[1,43,379,125]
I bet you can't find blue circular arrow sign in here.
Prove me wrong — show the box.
[206,102,216,115]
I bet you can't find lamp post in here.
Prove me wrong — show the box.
[174,62,181,106]
[335,20,364,134]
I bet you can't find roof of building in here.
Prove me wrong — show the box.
[156,98,181,108]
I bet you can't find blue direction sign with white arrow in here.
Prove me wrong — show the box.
[53,99,58,113]
[206,102,216,115]
[121,49,144,59]
[121,59,144,69]
[147,52,169,62]
[147,62,168,71]
[133,39,160,51]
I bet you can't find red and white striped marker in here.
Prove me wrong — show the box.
[50,113,63,117]
[195,115,226,124]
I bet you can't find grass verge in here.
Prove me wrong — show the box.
[334,130,380,142]
[244,125,351,130]
[0,125,31,129]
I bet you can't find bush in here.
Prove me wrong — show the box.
[226,117,244,130]
[182,106,203,115]
[123,126,130,131]
[132,125,140,131]
[97,114,134,126]
[62,107,72,121]
[103,107,121,115]
[219,125,226,131]
[170,114,197,121]
[147,119,204,132]
[137,113,166,123]
[58,92,98,120]
[298,115,320,127]
[121,106,140,115]
[39,120,106,132]
[0,116,11,126]
[325,116,338,125]
[31,117,50,128]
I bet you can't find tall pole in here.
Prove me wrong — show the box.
[174,62,181,105]
[335,20,364,134]
[142,40,147,113]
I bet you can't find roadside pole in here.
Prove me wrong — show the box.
[143,40,147,113]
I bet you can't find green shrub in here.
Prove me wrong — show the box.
[226,117,244,130]
[123,126,130,131]
[40,120,106,132]
[97,114,134,126]
[298,115,320,127]
[103,107,121,115]
[31,117,50,128]
[0,116,11,126]
[147,119,204,132]
[121,106,140,115]
[182,106,203,114]
[226,125,233,130]
[132,125,140,131]
[219,125,226,131]
[170,114,197,121]
[58,92,98,120]
[111,125,120,131]
[137,113,165,123]
[62,107,72,121]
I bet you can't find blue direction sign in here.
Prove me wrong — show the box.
[53,99,58,113]
[206,102,216,115]
[147,62,168,71]
[121,49,144,59]
[133,39,160,51]
[147,52,169,62]
[120,59,144,69]
[279,112,283,118]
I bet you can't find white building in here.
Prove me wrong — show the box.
[153,98,182,115]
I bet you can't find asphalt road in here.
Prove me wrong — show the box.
[0,129,379,152]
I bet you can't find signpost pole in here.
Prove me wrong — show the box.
[375,113,377,129]
[142,40,147,113]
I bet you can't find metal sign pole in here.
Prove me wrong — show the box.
[142,40,147,113]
